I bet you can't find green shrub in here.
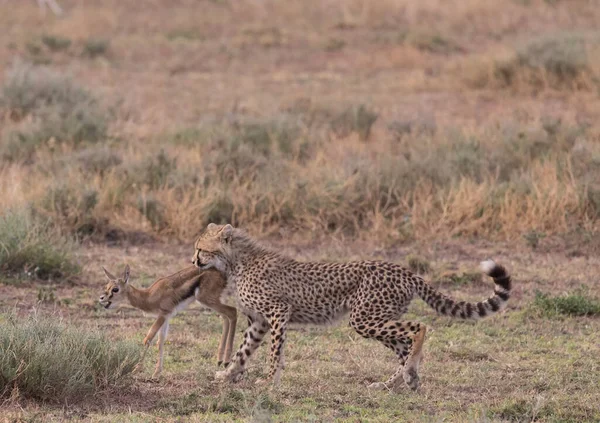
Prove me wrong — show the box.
[41,34,71,52]
[83,38,109,58]
[0,209,78,281]
[0,313,141,402]
[532,290,600,317]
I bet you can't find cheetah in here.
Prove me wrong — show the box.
[192,223,512,391]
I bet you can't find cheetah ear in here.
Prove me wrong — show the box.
[102,266,117,281]
[221,224,233,244]
[122,264,130,284]
[207,223,217,231]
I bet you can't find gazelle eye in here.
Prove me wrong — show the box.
[112,287,119,293]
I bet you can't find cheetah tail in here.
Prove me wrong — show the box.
[415,260,512,319]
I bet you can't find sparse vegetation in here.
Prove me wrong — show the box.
[0,62,109,161]
[0,313,141,402]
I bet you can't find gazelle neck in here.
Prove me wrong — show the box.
[125,284,152,311]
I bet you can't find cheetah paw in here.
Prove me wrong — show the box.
[367,382,388,391]
[403,368,420,391]
[215,370,231,381]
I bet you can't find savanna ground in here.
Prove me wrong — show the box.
[1,0,600,421]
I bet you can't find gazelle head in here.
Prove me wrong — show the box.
[99,265,130,309]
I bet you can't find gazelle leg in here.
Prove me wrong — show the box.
[136,315,166,374]
[153,320,170,378]
[201,299,238,367]
[217,315,230,366]
[222,306,237,367]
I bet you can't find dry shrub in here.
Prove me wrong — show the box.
[0,112,597,242]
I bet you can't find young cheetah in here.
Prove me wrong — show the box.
[192,223,512,391]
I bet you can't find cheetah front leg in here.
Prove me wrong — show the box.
[215,316,269,383]
[256,304,291,386]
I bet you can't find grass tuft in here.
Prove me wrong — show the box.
[406,255,431,274]
[0,209,79,281]
[0,313,141,402]
[532,290,600,317]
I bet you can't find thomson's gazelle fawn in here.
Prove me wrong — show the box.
[99,265,237,378]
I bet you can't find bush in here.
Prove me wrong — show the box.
[0,313,141,402]
[331,104,378,141]
[532,290,600,317]
[36,184,101,238]
[517,33,591,80]
[41,35,71,52]
[0,209,79,281]
[493,32,600,88]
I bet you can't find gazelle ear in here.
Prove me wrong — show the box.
[102,266,117,281]
[123,264,130,284]
[221,224,233,244]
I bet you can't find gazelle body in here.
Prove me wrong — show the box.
[99,265,237,378]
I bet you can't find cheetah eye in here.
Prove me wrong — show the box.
[112,287,119,293]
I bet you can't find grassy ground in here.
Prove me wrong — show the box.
[1,0,600,421]
[2,240,600,422]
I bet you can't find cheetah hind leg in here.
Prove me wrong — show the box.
[402,324,427,390]
[363,321,427,391]
[367,339,410,391]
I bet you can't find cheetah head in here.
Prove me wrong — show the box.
[192,223,232,272]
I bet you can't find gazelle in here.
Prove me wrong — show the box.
[99,264,237,378]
